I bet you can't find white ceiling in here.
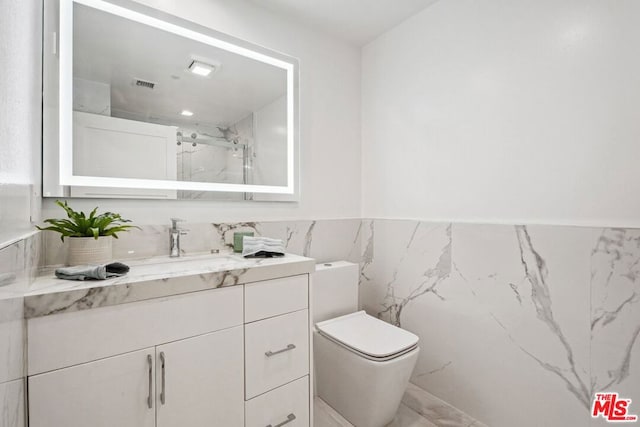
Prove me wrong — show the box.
[74,3,286,129]
[247,0,440,46]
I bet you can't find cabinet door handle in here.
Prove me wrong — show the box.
[159,351,166,405]
[266,413,296,427]
[265,344,296,357]
[146,354,153,409]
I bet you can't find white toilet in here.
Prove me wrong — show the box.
[313,261,419,427]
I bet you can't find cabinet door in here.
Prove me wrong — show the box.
[156,326,244,427]
[28,348,155,427]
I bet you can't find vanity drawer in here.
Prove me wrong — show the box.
[245,309,309,399]
[244,275,308,323]
[245,376,309,427]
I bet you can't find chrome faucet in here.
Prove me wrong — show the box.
[169,218,188,257]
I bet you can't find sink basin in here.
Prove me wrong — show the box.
[128,253,240,268]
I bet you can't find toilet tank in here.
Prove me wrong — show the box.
[312,261,359,325]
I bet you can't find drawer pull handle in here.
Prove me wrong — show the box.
[265,344,296,357]
[146,354,153,409]
[266,413,296,427]
[160,351,166,405]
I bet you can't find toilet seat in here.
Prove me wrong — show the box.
[315,311,419,362]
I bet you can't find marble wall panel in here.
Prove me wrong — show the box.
[361,219,640,427]
[0,379,25,427]
[0,233,37,427]
[590,228,640,426]
[33,216,640,426]
[42,218,363,266]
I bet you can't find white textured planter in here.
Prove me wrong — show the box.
[66,236,113,266]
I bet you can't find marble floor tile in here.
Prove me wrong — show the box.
[314,397,352,427]
[388,403,438,427]
[402,383,485,427]
[314,390,469,427]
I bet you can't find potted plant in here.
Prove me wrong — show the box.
[37,201,139,266]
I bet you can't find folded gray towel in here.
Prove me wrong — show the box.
[242,236,285,258]
[55,262,130,281]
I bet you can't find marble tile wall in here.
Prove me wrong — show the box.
[0,233,40,427]
[35,216,640,426]
[42,218,363,266]
[359,219,640,427]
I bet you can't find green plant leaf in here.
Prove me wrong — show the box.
[89,227,99,239]
[37,201,138,240]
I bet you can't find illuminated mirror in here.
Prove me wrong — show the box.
[43,0,299,200]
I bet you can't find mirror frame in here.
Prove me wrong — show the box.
[43,0,299,198]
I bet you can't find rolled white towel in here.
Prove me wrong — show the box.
[242,236,285,258]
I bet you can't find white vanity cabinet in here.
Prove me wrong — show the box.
[244,275,311,427]
[29,348,157,427]
[29,329,245,427]
[26,272,311,427]
[27,286,245,427]
[155,327,245,427]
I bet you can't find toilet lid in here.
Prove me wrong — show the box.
[315,311,419,358]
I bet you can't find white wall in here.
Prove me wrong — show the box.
[42,0,361,225]
[254,96,288,187]
[362,0,640,227]
[0,0,42,245]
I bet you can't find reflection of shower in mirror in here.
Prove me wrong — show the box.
[175,130,248,149]
[175,120,255,200]
[217,126,240,144]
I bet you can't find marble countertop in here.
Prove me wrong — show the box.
[25,253,315,318]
